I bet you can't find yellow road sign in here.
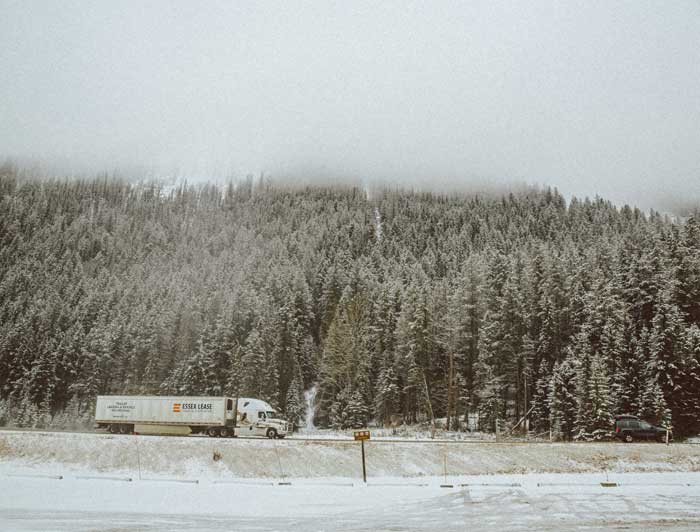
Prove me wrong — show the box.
[354,430,370,441]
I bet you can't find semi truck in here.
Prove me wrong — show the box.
[94,395,289,438]
[236,397,289,439]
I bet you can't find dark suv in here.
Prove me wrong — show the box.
[614,415,671,442]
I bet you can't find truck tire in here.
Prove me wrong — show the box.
[207,427,220,438]
[109,424,119,434]
[266,428,277,439]
[119,424,131,434]
[624,433,634,443]
[219,427,230,438]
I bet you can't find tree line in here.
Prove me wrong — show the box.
[0,166,699,437]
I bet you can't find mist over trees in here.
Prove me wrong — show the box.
[1,167,699,437]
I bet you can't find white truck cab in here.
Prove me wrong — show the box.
[236,398,289,439]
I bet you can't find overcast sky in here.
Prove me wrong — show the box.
[1,1,699,210]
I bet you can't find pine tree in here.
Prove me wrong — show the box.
[647,294,685,431]
[585,354,613,439]
[548,358,577,440]
[316,285,371,426]
[238,330,270,399]
[374,366,400,426]
[284,375,305,432]
[344,389,370,429]
[530,360,550,433]
[640,380,671,427]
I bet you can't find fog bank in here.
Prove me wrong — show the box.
[2,1,699,212]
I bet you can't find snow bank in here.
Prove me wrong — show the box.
[2,430,700,479]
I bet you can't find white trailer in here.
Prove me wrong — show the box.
[95,395,237,437]
[95,395,290,438]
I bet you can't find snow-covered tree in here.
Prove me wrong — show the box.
[284,375,305,431]
[548,359,577,440]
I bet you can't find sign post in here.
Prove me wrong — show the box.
[134,434,142,481]
[354,430,370,483]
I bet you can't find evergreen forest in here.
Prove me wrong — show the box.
[1,167,699,438]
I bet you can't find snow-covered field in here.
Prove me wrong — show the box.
[1,430,699,479]
[3,430,700,531]
[3,469,700,531]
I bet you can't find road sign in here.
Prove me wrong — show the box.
[354,431,370,482]
[354,430,370,441]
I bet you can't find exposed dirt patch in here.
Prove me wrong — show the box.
[0,439,10,457]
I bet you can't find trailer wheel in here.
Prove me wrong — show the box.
[119,424,131,434]
[207,427,220,438]
[219,427,230,438]
[624,433,634,443]
[266,428,277,439]
[109,424,119,434]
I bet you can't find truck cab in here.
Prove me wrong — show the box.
[236,398,289,439]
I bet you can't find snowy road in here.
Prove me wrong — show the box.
[3,472,700,531]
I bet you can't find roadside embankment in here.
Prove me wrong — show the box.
[1,430,699,479]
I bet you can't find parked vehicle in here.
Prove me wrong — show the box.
[95,395,289,438]
[613,414,672,442]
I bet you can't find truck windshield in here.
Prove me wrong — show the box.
[266,411,277,419]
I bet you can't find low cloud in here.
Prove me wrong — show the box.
[1,2,699,213]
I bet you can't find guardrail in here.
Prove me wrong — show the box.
[6,473,700,489]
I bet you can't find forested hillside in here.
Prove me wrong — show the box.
[1,168,699,437]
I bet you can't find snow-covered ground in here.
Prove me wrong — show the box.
[3,467,700,531]
[3,430,700,530]
[297,425,496,441]
[2,430,699,479]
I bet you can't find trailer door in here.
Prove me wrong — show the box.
[226,398,235,424]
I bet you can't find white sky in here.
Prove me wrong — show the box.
[1,1,699,210]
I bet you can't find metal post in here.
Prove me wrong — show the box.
[361,439,367,483]
[134,435,142,481]
[440,445,453,488]
[233,395,239,438]
[447,352,455,431]
[443,453,447,485]
[272,437,285,480]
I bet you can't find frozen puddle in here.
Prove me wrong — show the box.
[2,472,700,531]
